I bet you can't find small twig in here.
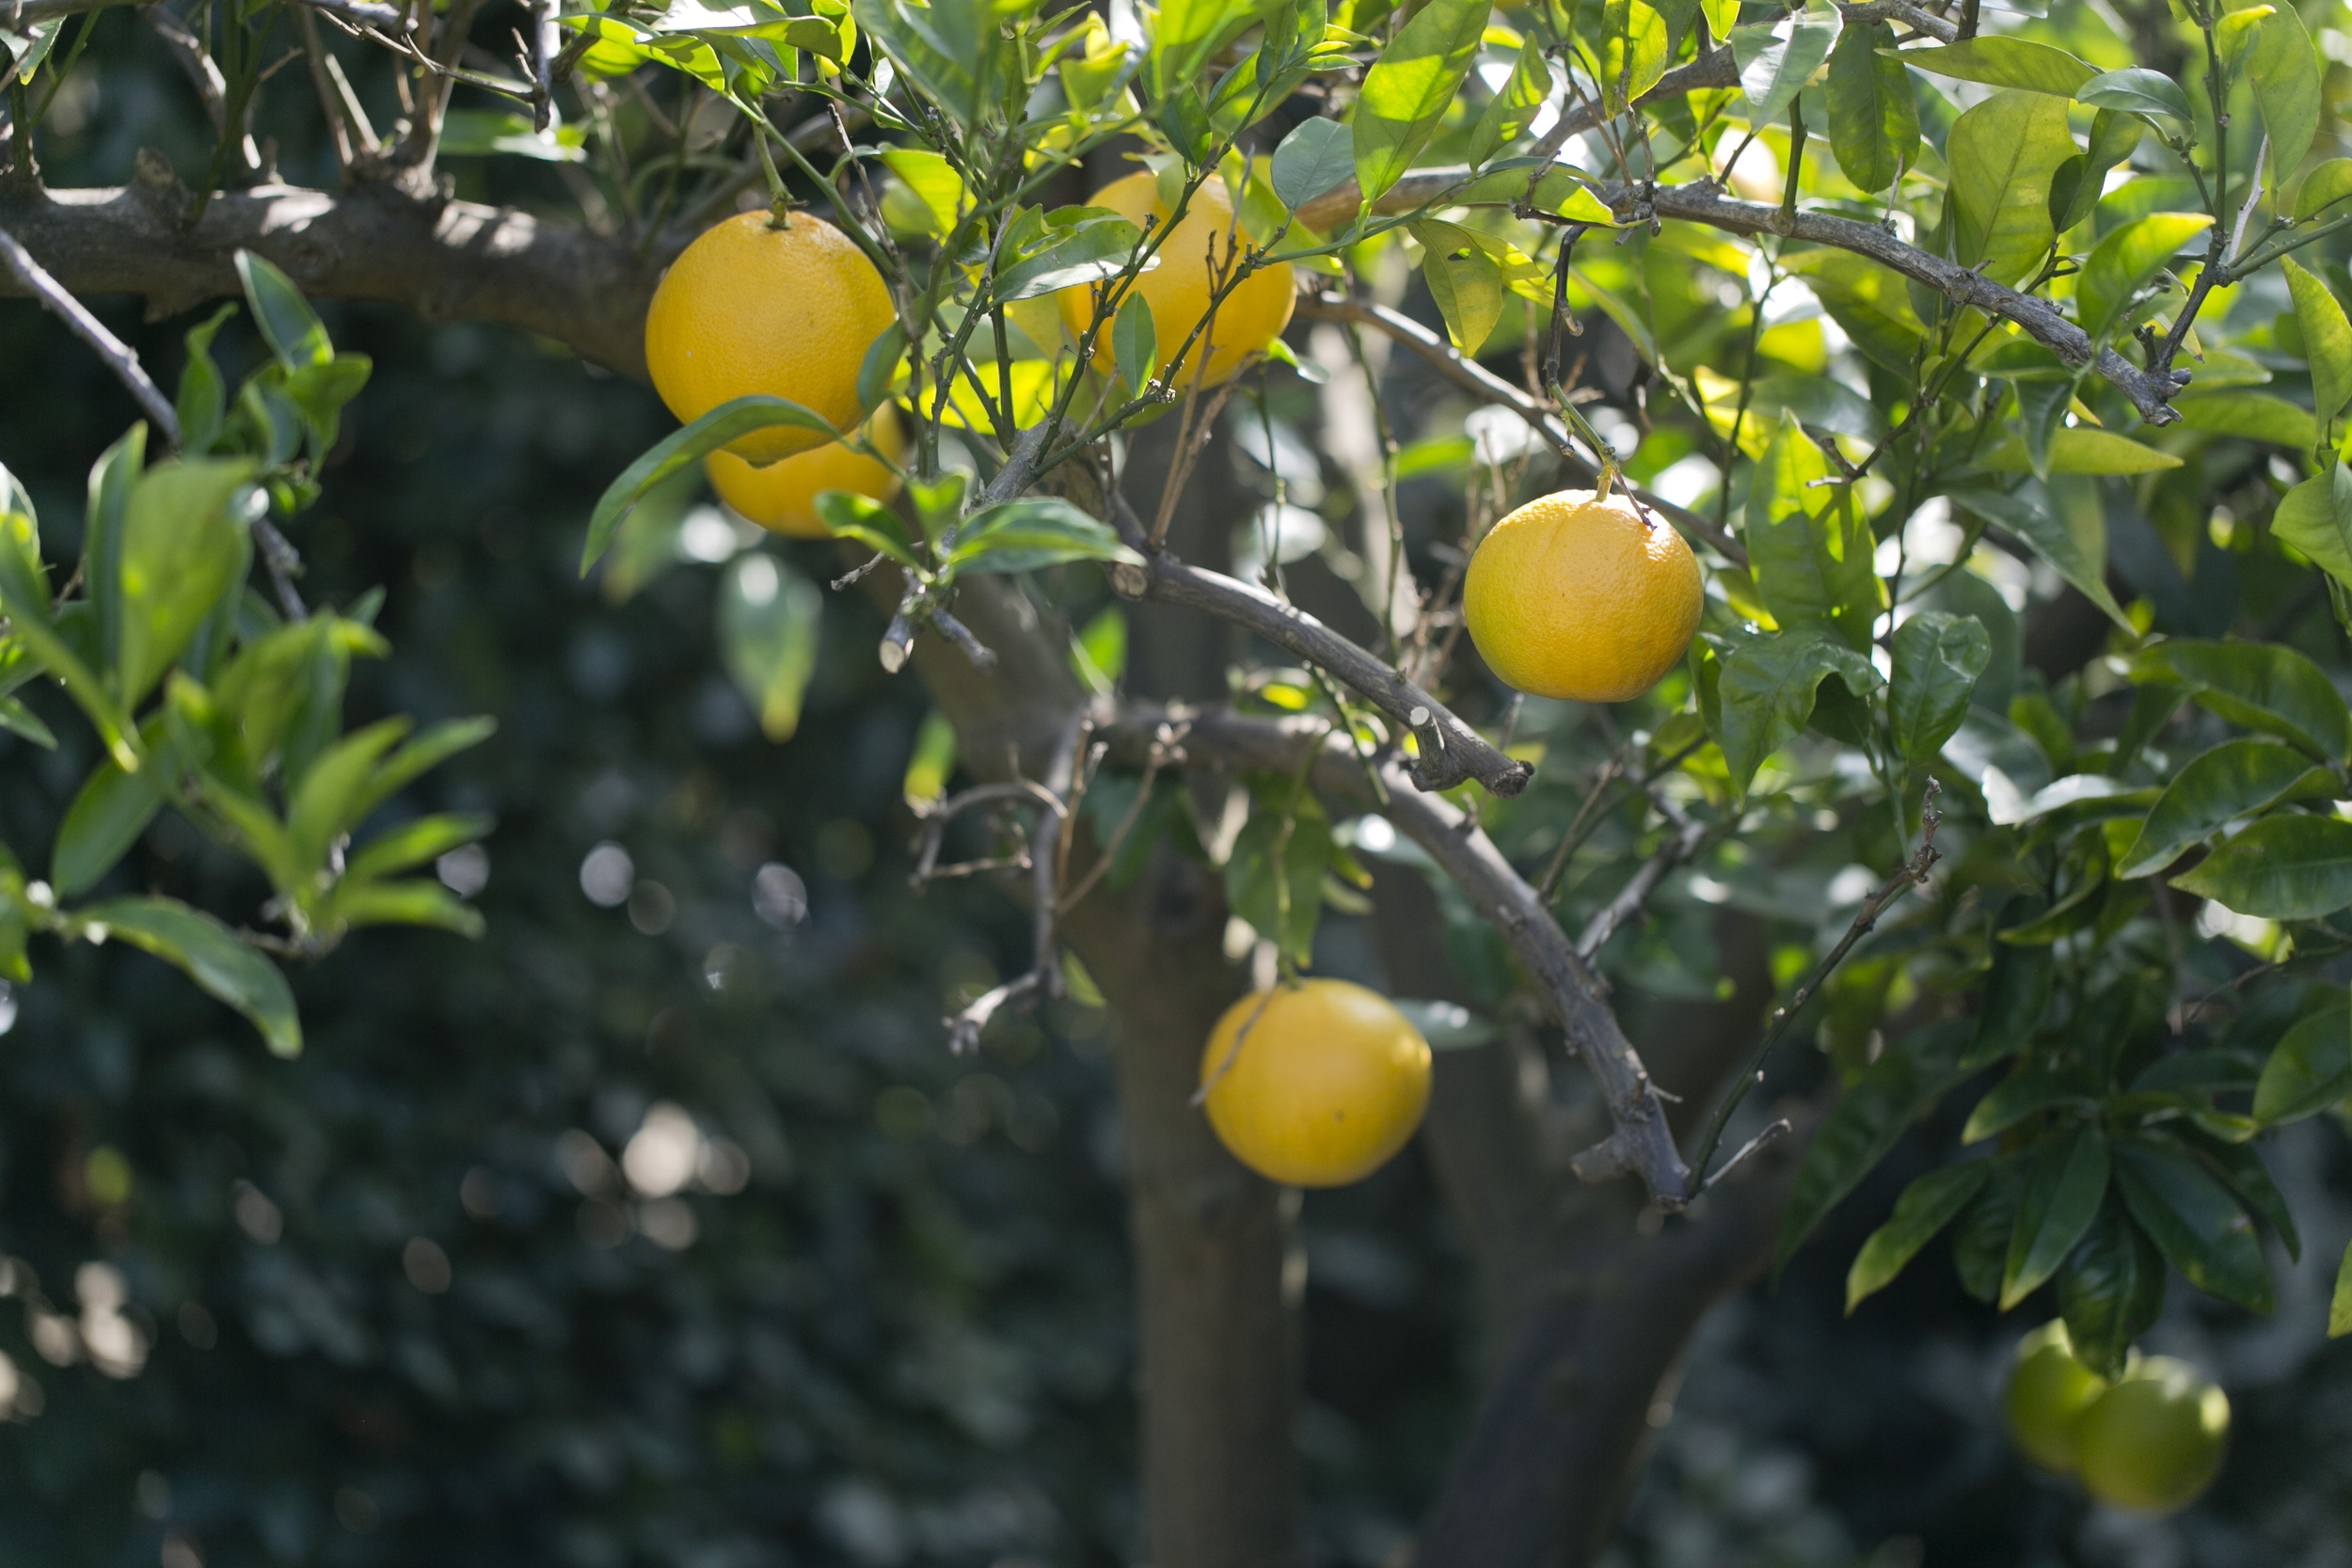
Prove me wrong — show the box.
[1573,798,1712,959]
[1695,1118,1792,1197]
[1690,780,1945,1183]
[0,224,181,447]
[1191,986,1278,1106]
[1537,741,1629,900]
[929,607,997,670]
[254,520,309,621]
[946,970,1042,1054]
[1057,722,1187,915]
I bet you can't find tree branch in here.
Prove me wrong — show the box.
[0,219,180,444]
[1104,705,1695,1210]
[17,0,407,25]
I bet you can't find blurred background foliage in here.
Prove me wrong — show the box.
[8,9,2352,1568]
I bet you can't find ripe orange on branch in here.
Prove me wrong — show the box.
[1197,979,1431,1187]
[644,210,898,464]
[1059,171,1296,389]
[1462,487,1703,704]
[706,404,907,539]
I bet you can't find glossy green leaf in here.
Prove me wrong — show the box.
[343,813,495,884]
[1824,21,1915,194]
[1887,611,1990,765]
[1413,222,1504,353]
[1269,117,1355,211]
[1948,486,2133,632]
[1225,792,1329,968]
[2286,257,2352,428]
[1964,938,2052,1070]
[1947,91,2076,287]
[287,716,410,875]
[2118,737,2329,878]
[1777,1022,1970,1273]
[1744,412,1883,651]
[993,212,1151,301]
[878,148,962,236]
[1977,427,2183,475]
[1113,293,1158,394]
[2057,1204,2166,1378]
[857,321,909,415]
[2240,0,2320,186]
[1846,1161,1989,1313]
[174,304,236,456]
[2075,213,2211,343]
[945,497,1143,576]
[718,552,822,742]
[2172,815,2352,921]
[330,879,486,937]
[2001,1126,2109,1309]
[2173,391,2317,450]
[1351,0,1486,204]
[2135,639,2352,762]
[2183,1129,2299,1259]
[234,251,331,370]
[1780,250,1925,374]
[1903,38,2093,97]
[1466,41,1552,169]
[2295,157,2352,220]
[2253,1000,2352,1125]
[1151,0,1254,99]
[1963,1069,2090,1144]
[51,733,167,898]
[78,895,300,1056]
[2331,1242,2352,1337]
[1597,0,1668,113]
[583,396,839,573]
[1952,1157,2028,1303]
[117,458,257,708]
[1729,7,1840,126]
[2113,1139,2274,1314]
[2049,110,2143,232]
[1713,632,1879,793]
[2074,66,2193,122]
[341,716,497,832]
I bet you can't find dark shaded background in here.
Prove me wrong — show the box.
[4,12,2352,1568]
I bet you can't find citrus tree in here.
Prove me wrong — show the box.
[7,0,2352,1556]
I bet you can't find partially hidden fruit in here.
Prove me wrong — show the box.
[644,210,897,464]
[1462,487,1703,704]
[2074,1356,2229,1516]
[1198,979,1431,1187]
[705,404,907,539]
[1059,170,1296,390]
[2002,1320,2108,1476]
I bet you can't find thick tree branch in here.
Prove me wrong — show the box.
[1105,706,1695,1210]
[1295,292,1748,568]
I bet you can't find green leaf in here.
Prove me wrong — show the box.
[287,716,411,876]
[2074,66,2194,122]
[2112,1139,2274,1314]
[329,879,486,937]
[1151,0,1256,99]
[2118,737,2330,878]
[52,737,167,898]
[1952,1157,2028,1303]
[233,251,331,370]
[1225,792,1329,968]
[2295,157,2352,220]
[1713,632,1879,793]
[1947,90,2076,286]
[1744,412,1883,650]
[851,0,989,128]
[2049,109,2143,232]
[117,458,258,708]
[1963,1069,2090,1144]
[2332,1242,2352,1337]
[2173,815,2352,921]
[1777,1022,1971,1273]
[2057,1204,2167,1378]
[175,304,237,455]
[2135,639,2352,762]
[718,552,823,742]
[583,395,839,573]
[82,425,144,679]
[1597,0,1668,113]
[2285,256,2352,428]
[1269,116,1356,210]
[1977,427,2183,475]
[814,490,918,565]
[879,148,964,237]
[1729,6,1840,125]
[2182,1129,2299,1259]
[1112,293,1157,394]
[1949,486,2133,632]
[2001,1125,2109,1309]
[945,498,1143,576]
[2240,0,2320,187]
[857,321,909,415]
[1902,38,2093,97]
[1351,0,1486,205]
[1465,41,1553,168]
[993,211,1150,300]
[1846,1161,1989,1313]
[1070,605,1127,692]
[0,696,53,749]
[78,895,300,1055]
[2253,1001,2352,1125]
[336,715,493,833]
[2074,213,2211,344]
[1779,249,1925,375]
[437,108,587,161]
[1887,611,1989,765]
[1413,222,1504,353]
[1824,21,1916,194]
[1699,0,1737,41]
[343,813,494,884]
[1965,938,2052,1070]
[2174,391,2317,450]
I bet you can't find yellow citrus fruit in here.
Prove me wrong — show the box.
[1198,979,1431,1187]
[644,210,897,465]
[1462,487,1703,703]
[2074,1356,2230,1515]
[705,404,907,540]
[2002,1320,2108,1476]
[1058,170,1296,389]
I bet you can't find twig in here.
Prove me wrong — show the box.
[1057,721,1187,915]
[1537,741,1629,900]
[1573,794,1711,959]
[254,520,309,621]
[1689,780,1946,1184]
[0,223,181,447]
